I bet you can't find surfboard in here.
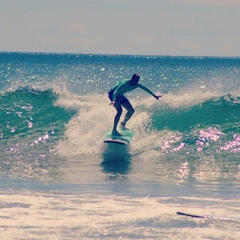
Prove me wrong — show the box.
[103,129,133,145]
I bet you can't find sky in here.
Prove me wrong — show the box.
[0,0,240,57]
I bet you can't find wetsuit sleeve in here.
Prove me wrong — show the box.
[138,83,154,96]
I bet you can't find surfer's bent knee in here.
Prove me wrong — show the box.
[115,105,122,115]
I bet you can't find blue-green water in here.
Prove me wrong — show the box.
[0,52,240,239]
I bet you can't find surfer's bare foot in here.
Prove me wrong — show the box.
[121,122,129,130]
[112,130,121,136]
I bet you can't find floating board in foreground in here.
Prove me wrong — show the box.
[103,129,133,145]
[177,211,240,221]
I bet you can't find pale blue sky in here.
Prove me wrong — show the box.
[0,0,240,56]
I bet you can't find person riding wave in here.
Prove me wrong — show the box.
[109,73,162,135]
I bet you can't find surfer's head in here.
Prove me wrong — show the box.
[131,73,140,85]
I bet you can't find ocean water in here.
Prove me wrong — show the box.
[0,52,240,239]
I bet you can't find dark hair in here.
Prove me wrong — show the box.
[131,73,140,81]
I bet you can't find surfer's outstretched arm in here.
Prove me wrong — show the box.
[138,83,163,100]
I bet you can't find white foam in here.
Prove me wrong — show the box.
[54,89,184,158]
[1,190,239,239]
[54,85,223,158]
[162,90,221,109]
[52,84,114,156]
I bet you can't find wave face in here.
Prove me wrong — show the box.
[1,52,240,184]
[0,87,74,181]
[152,94,240,133]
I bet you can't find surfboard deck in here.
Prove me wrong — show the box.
[103,129,133,145]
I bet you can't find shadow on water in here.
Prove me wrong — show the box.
[101,143,132,179]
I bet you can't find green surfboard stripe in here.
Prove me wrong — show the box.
[104,129,133,144]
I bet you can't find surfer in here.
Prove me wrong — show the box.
[109,73,162,135]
